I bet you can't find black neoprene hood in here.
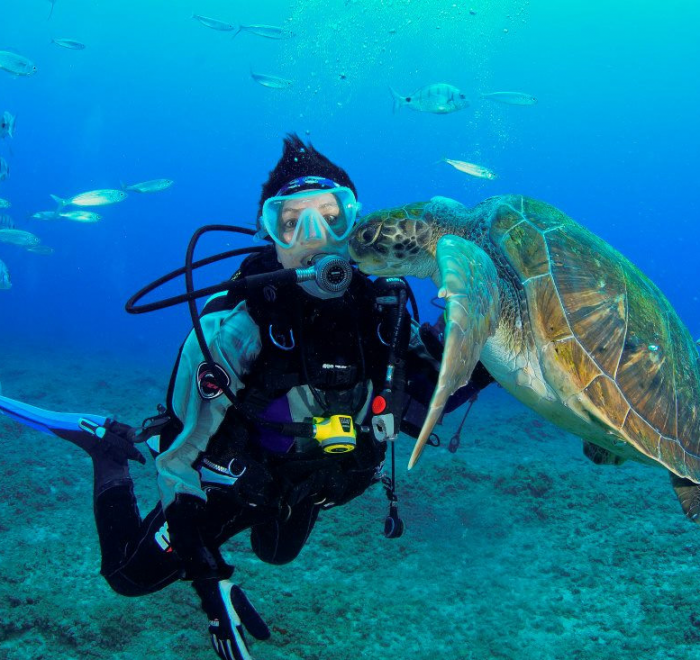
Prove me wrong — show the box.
[257,133,358,221]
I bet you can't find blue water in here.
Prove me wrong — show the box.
[2,4,700,659]
[0,0,698,363]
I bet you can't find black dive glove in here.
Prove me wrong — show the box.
[194,579,271,660]
[199,455,278,509]
[418,320,446,362]
[94,420,146,465]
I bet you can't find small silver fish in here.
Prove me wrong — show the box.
[0,112,16,139]
[0,228,40,247]
[28,244,54,255]
[50,189,127,207]
[233,24,295,39]
[30,211,59,220]
[0,51,37,76]
[52,39,86,50]
[0,259,10,290]
[250,70,293,89]
[192,14,237,31]
[0,157,9,182]
[0,198,10,209]
[480,91,537,105]
[390,83,469,114]
[122,179,173,193]
[59,210,101,223]
[442,157,497,180]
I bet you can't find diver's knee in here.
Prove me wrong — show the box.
[250,533,304,565]
[101,572,150,598]
[253,550,299,565]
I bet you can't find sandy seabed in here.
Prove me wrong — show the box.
[1,341,700,660]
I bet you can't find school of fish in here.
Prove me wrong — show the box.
[0,6,538,293]
[0,36,174,290]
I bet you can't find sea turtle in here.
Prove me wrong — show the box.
[349,195,700,519]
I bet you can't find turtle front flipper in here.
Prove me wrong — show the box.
[408,235,500,469]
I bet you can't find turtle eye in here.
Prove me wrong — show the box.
[359,224,380,245]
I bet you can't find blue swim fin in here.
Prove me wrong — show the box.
[0,393,148,464]
[0,393,108,444]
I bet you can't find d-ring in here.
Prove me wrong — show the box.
[269,325,295,351]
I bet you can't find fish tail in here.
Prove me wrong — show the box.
[389,86,405,113]
[231,24,241,39]
[8,115,15,139]
[49,194,65,208]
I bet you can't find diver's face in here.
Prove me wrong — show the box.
[275,192,346,269]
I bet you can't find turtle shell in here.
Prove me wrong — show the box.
[487,194,700,480]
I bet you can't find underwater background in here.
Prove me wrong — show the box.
[1,1,699,659]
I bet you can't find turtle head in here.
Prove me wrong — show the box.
[348,201,438,278]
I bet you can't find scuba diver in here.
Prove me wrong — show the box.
[0,134,493,660]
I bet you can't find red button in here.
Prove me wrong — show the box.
[372,396,387,414]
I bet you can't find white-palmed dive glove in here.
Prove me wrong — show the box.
[193,579,271,660]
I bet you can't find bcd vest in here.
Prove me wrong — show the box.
[160,246,406,463]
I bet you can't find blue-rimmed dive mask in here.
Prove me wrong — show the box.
[257,186,360,250]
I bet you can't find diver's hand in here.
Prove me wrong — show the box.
[194,579,270,660]
[100,420,146,464]
[199,455,277,508]
[418,321,445,362]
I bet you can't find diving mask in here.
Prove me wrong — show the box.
[257,186,360,250]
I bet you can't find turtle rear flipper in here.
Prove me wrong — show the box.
[409,235,500,469]
[670,472,700,523]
